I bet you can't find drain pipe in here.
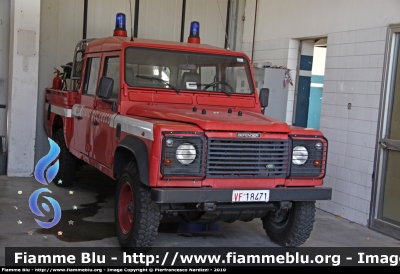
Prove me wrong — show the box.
[134,0,140,38]
[224,0,231,49]
[251,0,258,63]
[228,0,238,51]
[83,0,88,39]
[180,0,186,42]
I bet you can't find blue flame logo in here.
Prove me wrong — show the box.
[29,138,62,228]
[34,138,60,185]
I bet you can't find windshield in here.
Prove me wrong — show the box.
[124,47,254,95]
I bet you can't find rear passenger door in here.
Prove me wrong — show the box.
[89,52,121,168]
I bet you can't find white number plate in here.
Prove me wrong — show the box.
[232,190,270,202]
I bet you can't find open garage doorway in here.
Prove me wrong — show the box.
[293,38,327,129]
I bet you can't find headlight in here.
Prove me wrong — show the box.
[292,146,308,165]
[289,136,328,178]
[161,134,205,178]
[176,143,197,164]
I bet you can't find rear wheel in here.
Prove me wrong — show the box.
[52,129,76,187]
[261,201,315,247]
[115,162,160,253]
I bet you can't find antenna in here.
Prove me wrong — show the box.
[129,0,134,41]
[216,0,230,50]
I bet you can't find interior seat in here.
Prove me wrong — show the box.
[180,72,200,90]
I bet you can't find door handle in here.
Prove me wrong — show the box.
[75,116,82,120]
[91,121,99,126]
[379,139,400,151]
[379,141,387,149]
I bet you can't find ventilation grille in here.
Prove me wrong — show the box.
[206,139,290,178]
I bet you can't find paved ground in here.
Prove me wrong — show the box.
[1,166,399,266]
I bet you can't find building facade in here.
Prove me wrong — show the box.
[241,0,400,239]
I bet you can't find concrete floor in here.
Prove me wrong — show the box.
[1,166,399,266]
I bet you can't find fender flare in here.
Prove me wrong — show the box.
[114,135,150,186]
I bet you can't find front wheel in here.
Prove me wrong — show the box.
[115,162,160,253]
[261,201,316,247]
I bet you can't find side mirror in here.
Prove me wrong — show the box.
[259,88,269,108]
[98,77,114,99]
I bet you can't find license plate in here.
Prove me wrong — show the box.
[232,190,270,202]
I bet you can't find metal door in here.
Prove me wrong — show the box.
[371,25,400,239]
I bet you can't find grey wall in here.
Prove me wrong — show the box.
[8,0,41,176]
[0,0,10,138]
[36,0,84,163]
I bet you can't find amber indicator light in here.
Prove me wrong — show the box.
[164,158,173,166]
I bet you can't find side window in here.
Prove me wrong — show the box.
[83,57,100,96]
[104,56,120,99]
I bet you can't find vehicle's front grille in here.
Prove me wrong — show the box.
[206,139,290,178]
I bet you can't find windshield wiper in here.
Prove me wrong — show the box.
[198,81,234,97]
[202,86,231,97]
[135,75,180,94]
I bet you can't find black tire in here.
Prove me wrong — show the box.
[115,162,160,253]
[261,201,315,247]
[52,129,76,187]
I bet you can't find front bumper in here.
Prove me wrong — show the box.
[151,187,332,203]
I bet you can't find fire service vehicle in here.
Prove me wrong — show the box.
[44,13,331,252]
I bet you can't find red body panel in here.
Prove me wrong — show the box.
[127,104,290,133]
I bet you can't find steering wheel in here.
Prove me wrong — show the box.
[202,81,234,94]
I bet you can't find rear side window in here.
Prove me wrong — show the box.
[83,57,100,96]
[104,57,120,99]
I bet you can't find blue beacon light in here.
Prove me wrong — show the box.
[190,22,200,37]
[114,13,127,37]
[188,21,200,44]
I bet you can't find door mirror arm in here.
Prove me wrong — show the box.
[102,99,117,112]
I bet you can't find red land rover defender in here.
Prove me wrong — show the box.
[44,16,331,252]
